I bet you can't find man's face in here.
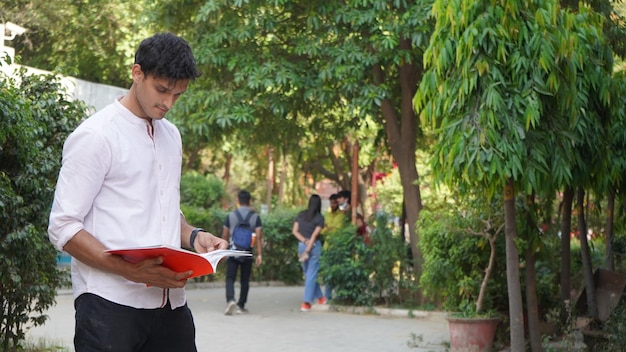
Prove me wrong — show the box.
[330,198,339,211]
[337,196,347,209]
[132,64,190,120]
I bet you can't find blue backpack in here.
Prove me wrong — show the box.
[231,210,254,250]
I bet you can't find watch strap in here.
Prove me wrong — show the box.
[190,228,204,250]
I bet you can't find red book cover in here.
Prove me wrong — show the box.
[105,245,251,279]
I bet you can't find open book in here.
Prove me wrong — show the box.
[105,245,251,279]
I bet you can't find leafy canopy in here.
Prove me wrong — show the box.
[416,0,611,196]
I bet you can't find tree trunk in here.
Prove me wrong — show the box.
[523,195,541,352]
[504,178,525,351]
[339,138,353,190]
[277,151,287,206]
[351,141,359,224]
[525,246,541,352]
[400,200,407,242]
[577,186,598,319]
[605,187,615,271]
[560,186,574,323]
[373,37,423,278]
[223,153,232,187]
[476,235,496,313]
[186,148,201,171]
[265,146,274,212]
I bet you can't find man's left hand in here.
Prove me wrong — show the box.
[194,231,229,253]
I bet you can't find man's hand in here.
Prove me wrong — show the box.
[119,256,192,289]
[194,231,229,253]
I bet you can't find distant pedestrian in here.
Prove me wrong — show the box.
[336,189,370,244]
[336,190,352,214]
[222,190,263,315]
[320,193,345,300]
[321,193,345,243]
[292,194,326,312]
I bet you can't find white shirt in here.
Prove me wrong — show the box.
[48,98,186,309]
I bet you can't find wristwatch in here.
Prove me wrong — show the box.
[190,228,204,249]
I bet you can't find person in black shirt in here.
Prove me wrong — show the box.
[292,194,326,312]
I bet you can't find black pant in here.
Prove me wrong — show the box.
[225,256,253,308]
[74,293,196,352]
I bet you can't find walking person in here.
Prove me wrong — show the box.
[48,33,229,352]
[222,190,263,315]
[292,194,326,312]
[320,193,345,301]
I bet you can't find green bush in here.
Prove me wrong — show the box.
[181,204,227,235]
[1,68,86,349]
[317,212,418,307]
[418,203,508,313]
[366,212,412,306]
[320,224,374,306]
[180,171,225,209]
[594,304,626,350]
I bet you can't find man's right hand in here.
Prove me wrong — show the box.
[122,256,192,288]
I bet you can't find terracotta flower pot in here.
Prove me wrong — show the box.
[447,316,500,352]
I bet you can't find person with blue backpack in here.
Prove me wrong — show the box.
[222,190,263,315]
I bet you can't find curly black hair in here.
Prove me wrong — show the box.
[134,32,201,81]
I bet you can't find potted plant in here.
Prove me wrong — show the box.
[446,217,502,352]
[419,195,505,352]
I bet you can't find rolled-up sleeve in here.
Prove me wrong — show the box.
[48,126,110,250]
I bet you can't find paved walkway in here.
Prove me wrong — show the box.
[27,284,450,352]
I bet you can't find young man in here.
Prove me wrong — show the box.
[48,33,228,352]
[222,190,263,315]
[336,190,352,214]
[321,193,345,243]
[320,193,345,301]
[336,190,369,243]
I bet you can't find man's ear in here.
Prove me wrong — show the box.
[131,64,144,83]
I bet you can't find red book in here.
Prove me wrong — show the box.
[105,245,251,279]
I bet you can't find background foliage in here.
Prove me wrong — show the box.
[320,225,375,306]
[4,0,626,350]
[0,67,87,350]
[180,171,226,209]
[419,202,509,313]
